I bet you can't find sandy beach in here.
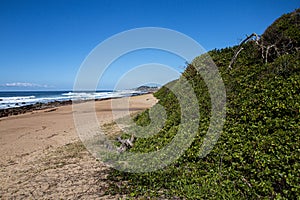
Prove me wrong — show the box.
[0,94,157,199]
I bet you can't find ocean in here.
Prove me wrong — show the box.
[0,90,146,110]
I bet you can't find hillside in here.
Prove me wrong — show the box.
[107,9,300,199]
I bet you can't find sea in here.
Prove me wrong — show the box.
[0,90,146,110]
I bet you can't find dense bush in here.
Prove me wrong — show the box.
[261,8,300,62]
[106,9,300,199]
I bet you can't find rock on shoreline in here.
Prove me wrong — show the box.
[0,100,73,118]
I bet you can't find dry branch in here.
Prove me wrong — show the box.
[116,134,135,153]
[228,33,260,70]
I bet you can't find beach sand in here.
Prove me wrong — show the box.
[0,93,157,199]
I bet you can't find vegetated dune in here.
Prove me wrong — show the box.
[107,9,300,199]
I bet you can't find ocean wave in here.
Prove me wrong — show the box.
[0,95,36,101]
[0,90,146,110]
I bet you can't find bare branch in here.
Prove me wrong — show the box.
[228,48,244,70]
[228,33,260,70]
[116,134,135,153]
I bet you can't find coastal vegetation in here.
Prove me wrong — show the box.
[106,9,300,199]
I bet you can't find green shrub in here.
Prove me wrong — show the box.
[106,9,300,199]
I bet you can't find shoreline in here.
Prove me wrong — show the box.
[0,92,158,160]
[0,92,154,118]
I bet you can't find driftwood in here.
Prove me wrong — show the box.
[116,134,135,153]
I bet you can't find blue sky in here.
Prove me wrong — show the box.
[0,0,299,90]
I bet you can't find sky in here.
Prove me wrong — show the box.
[0,0,299,90]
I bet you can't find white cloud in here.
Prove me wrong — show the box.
[1,82,50,88]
